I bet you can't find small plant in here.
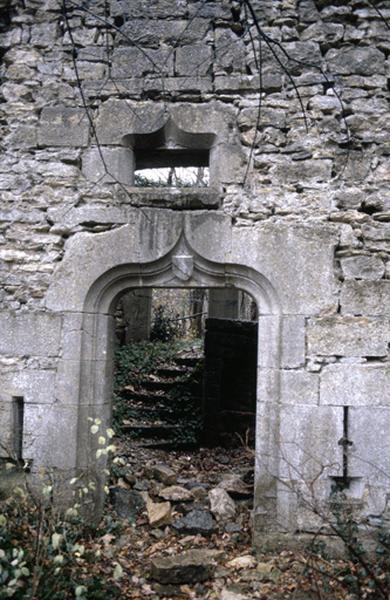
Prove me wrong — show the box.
[114,339,183,389]
[0,423,124,599]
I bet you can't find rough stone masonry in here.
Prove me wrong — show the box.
[0,0,389,545]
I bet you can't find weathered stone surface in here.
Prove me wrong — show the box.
[340,255,385,280]
[215,29,246,74]
[158,485,193,502]
[38,107,89,147]
[231,223,339,315]
[149,463,177,485]
[208,488,236,521]
[119,19,192,48]
[110,0,190,18]
[226,555,257,570]
[341,281,390,316]
[280,370,319,405]
[150,549,216,584]
[220,590,250,600]
[143,494,172,527]
[217,475,252,499]
[110,488,145,520]
[45,214,184,311]
[362,224,390,242]
[0,313,62,357]
[325,47,385,75]
[111,47,174,78]
[175,44,213,77]
[22,404,79,469]
[0,369,56,406]
[348,407,390,486]
[82,147,134,185]
[172,509,216,535]
[320,364,390,407]
[307,317,390,357]
[279,405,344,481]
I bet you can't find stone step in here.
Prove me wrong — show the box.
[174,356,203,368]
[133,405,175,420]
[121,422,179,438]
[141,379,178,392]
[142,439,199,451]
[119,387,165,402]
[156,366,188,379]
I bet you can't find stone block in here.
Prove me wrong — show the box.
[109,0,189,18]
[279,405,344,481]
[231,223,339,315]
[111,47,173,78]
[362,223,390,242]
[175,44,213,77]
[150,549,216,584]
[120,19,188,47]
[238,107,287,130]
[38,107,89,147]
[170,102,236,140]
[270,158,333,183]
[258,368,319,406]
[333,187,364,210]
[214,29,246,74]
[256,316,281,369]
[47,206,133,229]
[94,99,235,146]
[0,369,56,405]
[308,95,342,113]
[23,404,78,469]
[348,407,390,485]
[284,41,322,66]
[341,281,390,316]
[307,316,390,357]
[95,99,166,144]
[320,364,390,407]
[60,312,104,362]
[280,316,305,368]
[340,255,385,280]
[325,47,385,75]
[211,143,246,184]
[281,370,319,406]
[185,211,233,263]
[301,21,344,44]
[82,146,134,185]
[214,73,282,93]
[0,312,62,357]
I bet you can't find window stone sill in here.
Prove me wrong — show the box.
[116,186,222,210]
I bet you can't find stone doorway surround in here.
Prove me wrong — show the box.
[38,210,340,542]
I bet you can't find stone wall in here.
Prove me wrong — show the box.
[0,0,389,539]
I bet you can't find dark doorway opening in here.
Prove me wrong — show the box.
[113,287,258,451]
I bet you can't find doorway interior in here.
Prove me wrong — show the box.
[109,286,259,539]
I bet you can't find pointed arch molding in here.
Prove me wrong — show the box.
[47,214,286,534]
[83,231,281,316]
[45,215,281,315]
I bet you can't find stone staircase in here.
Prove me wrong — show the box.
[117,350,204,451]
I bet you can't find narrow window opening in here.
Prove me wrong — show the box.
[128,124,214,188]
[135,166,209,188]
[12,396,24,461]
